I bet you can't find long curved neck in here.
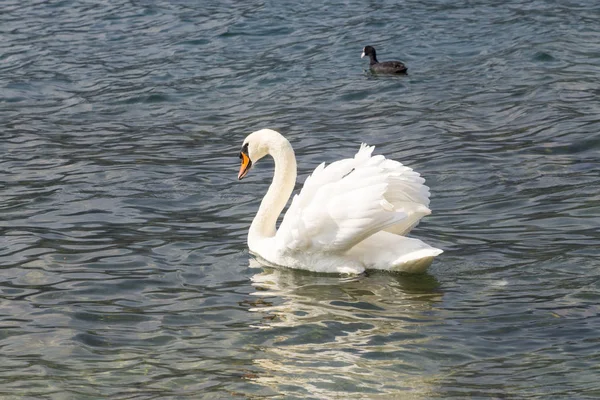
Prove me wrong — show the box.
[248,140,297,247]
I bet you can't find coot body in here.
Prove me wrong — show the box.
[361,45,407,74]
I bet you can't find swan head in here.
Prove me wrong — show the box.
[238,129,284,180]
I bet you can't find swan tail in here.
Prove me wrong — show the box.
[346,231,443,274]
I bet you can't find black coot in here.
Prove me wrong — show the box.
[361,45,407,74]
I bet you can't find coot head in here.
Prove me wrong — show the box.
[361,45,377,61]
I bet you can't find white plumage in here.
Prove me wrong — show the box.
[237,129,442,274]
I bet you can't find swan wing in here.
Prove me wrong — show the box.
[277,144,432,253]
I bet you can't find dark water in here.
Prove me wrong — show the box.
[2,0,600,398]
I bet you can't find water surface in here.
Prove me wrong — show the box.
[1,0,600,398]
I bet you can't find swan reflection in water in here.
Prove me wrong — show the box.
[244,259,444,399]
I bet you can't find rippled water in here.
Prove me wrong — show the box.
[2,0,600,398]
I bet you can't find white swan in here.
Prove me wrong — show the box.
[237,129,442,274]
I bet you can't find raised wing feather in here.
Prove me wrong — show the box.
[277,144,431,253]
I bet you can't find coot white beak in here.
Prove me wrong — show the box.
[361,51,365,58]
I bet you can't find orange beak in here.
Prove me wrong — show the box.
[238,151,252,180]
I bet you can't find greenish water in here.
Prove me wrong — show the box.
[1,0,599,398]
